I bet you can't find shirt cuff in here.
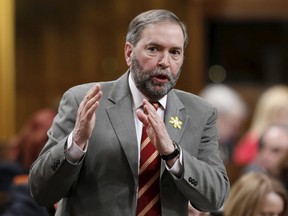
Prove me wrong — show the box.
[65,132,87,164]
[165,148,183,177]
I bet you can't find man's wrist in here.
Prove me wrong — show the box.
[160,141,180,161]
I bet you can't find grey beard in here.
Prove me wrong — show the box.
[130,56,181,101]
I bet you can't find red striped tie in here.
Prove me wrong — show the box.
[137,103,161,216]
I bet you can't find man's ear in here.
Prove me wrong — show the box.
[124,42,133,66]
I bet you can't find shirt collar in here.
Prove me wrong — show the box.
[128,73,167,110]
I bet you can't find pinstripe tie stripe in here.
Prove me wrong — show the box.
[137,102,161,216]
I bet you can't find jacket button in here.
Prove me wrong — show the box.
[188,177,198,186]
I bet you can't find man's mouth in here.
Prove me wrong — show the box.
[152,75,169,84]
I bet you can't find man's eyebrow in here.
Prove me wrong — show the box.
[146,42,183,50]
[171,47,183,51]
[146,42,161,47]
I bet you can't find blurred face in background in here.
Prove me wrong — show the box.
[258,192,285,216]
[259,126,288,176]
[270,106,288,126]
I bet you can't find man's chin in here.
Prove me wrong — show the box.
[147,88,169,100]
[151,85,168,93]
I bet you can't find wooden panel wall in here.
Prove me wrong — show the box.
[205,0,288,20]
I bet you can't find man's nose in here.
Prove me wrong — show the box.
[157,52,170,68]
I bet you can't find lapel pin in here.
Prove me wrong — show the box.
[169,116,182,129]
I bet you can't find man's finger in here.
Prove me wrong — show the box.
[136,110,149,126]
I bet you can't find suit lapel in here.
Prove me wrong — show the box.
[161,90,190,176]
[106,72,139,182]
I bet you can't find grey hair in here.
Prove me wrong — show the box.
[126,9,188,48]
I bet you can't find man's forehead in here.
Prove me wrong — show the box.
[142,21,183,33]
[140,22,185,46]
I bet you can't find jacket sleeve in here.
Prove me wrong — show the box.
[28,89,85,207]
[171,108,230,212]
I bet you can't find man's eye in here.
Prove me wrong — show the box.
[171,50,181,58]
[148,47,158,52]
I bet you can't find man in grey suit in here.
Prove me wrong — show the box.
[29,9,229,216]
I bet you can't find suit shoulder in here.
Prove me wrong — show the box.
[66,80,116,99]
[173,89,215,112]
[68,83,95,94]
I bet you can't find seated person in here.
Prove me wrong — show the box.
[244,123,288,178]
[223,172,288,216]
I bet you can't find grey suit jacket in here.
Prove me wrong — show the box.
[29,71,229,216]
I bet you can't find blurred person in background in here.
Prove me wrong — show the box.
[223,172,288,216]
[0,108,56,216]
[243,123,288,179]
[199,84,248,165]
[5,108,56,171]
[233,85,288,166]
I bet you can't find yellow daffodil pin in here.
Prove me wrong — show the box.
[169,116,182,129]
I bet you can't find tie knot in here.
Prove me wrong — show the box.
[150,101,159,111]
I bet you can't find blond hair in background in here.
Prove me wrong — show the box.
[223,172,288,216]
[250,85,288,136]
